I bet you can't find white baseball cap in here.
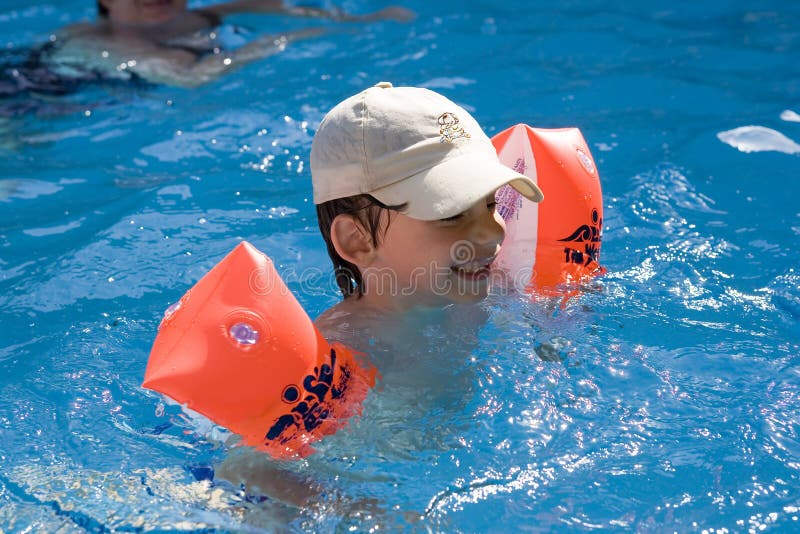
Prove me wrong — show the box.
[310,82,543,220]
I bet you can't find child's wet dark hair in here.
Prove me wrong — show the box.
[97,1,108,17]
[316,195,407,298]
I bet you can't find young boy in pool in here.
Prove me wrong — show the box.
[312,82,543,343]
[216,83,545,508]
[43,1,414,88]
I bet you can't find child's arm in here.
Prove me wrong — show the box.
[216,448,319,507]
[216,447,399,522]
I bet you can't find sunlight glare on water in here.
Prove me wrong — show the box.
[0,0,799,532]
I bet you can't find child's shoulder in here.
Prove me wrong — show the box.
[314,298,408,357]
[314,304,349,338]
[314,299,368,344]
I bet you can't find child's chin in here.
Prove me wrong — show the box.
[446,273,492,303]
[445,286,490,304]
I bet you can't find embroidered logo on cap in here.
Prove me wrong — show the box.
[438,112,470,143]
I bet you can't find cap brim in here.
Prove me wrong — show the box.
[369,150,544,220]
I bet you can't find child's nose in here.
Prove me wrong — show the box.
[472,210,505,249]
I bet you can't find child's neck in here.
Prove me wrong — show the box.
[315,295,489,355]
[355,285,453,314]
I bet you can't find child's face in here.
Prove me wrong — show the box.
[366,193,505,308]
[102,0,187,26]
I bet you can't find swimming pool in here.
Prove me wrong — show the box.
[1,0,799,531]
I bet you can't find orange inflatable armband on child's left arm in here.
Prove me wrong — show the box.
[492,124,605,295]
[142,241,376,459]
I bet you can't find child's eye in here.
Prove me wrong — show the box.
[439,212,465,223]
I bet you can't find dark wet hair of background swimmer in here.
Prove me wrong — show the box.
[0,53,98,117]
[0,43,146,118]
[97,1,108,17]
[0,47,69,94]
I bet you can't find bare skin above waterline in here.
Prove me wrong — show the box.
[45,1,414,87]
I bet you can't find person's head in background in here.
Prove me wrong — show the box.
[96,0,188,26]
[312,83,543,313]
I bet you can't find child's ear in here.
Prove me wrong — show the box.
[330,214,377,267]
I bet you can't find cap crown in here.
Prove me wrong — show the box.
[311,83,495,204]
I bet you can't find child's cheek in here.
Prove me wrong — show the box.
[494,211,507,235]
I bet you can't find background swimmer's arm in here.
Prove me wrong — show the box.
[204,1,415,23]
[121,28,324,88]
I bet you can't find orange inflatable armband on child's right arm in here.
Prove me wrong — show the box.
[142,241,376,459]
[492,124,605,295]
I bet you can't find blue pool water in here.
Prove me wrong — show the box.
[2,0,800,531]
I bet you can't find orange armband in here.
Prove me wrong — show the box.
[492,124,605,295]
[143,241,375,459]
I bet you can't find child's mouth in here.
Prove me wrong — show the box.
[142,0,173,9]
[451,257,495,280]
